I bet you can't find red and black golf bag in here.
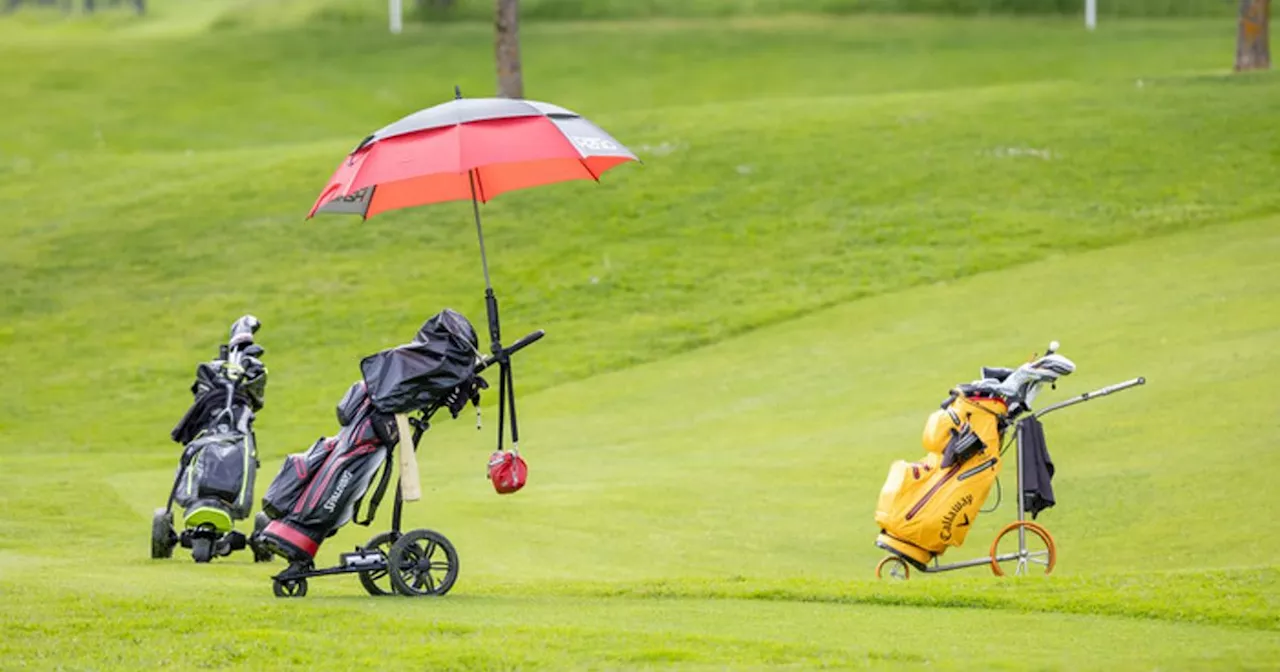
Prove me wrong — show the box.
[254,309,486,564]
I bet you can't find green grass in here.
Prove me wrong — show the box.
[1,7,1279,670]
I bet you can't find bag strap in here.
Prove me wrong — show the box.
[353,449,394,527]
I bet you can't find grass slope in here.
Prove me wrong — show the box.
[1,9,1278,670]
[0,17,1247,151]
[2,213,1277,671]
[1,19,1275,414]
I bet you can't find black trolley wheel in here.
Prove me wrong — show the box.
[249,512,274,563]
[387,529,459,597]
[191,537,213,563]
[272,577,308,598]
[150,508,176,559]
[357,532,397,596]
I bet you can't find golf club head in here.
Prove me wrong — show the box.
[229,315,260,348]
[1033,353,1075,378]
[242,344,265,358]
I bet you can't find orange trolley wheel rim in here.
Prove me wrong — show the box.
[875,555,911,580]
[989,521,1057,577]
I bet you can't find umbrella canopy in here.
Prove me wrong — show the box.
[308,97,638,220]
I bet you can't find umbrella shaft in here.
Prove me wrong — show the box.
[468,170,493,293]
[468,169,502,353]
[485,288,502,354]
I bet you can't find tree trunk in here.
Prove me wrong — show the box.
[495,0,523,99]
[1236,0,1271,71]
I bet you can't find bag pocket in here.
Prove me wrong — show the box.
[290,442,387,536]
[261,437,334,519]
[191,433,248,506]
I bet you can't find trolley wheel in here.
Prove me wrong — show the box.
[250,513,274,563]
[387,529,459,597]
[250,541,275,563]
[191,537,213,563]
[251,543,275,563]
[989,521,1057,577]
[357,532,396,596]
[272,577,308,598]
[875,555,911,580]
[150,508,176,559]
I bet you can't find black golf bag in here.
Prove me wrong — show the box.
[153,315,271,563]
[172,406,259,522]
[255,309,486,564]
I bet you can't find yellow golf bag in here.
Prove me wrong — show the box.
[875,393,1009,568]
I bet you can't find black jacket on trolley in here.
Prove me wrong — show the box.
[1018,416,1056,520]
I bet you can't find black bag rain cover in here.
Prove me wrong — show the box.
[359,309,480,415]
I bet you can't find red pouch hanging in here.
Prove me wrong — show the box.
[486,450,527,494]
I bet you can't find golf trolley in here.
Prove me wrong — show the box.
[152,315,274,564]
[875,371,1145,580]
[265,328,544,598]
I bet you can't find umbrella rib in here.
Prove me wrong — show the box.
[550,117,603,183]
[473,166,488,203]
[338,149,373,200]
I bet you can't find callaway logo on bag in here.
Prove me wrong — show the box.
[486,450,527,494]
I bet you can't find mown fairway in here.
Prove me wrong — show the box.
[1,2,1277,669]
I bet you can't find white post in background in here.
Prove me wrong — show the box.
[1085,0,1097,30]
[389,0,403,34]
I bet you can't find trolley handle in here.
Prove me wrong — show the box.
[475,329,545,374]
[1033,376,1146,419]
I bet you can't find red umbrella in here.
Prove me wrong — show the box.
[307,97,637,221]
[306,88,638,467]
[307,89,638,345]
